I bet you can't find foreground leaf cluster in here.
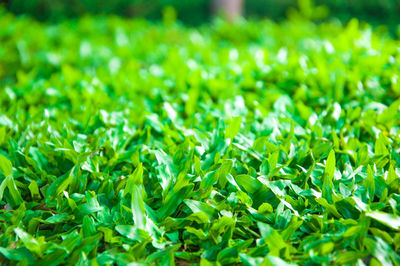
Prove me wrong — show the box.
[0,11,400,265]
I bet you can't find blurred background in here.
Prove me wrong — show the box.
[1,0,399,28]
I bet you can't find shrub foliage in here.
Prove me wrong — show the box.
[0,10,400,265]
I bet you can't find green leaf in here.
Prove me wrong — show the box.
[0,247,35,262]
[61,231,81,253]
[257,222,288,257]
[235,175,262,194]
[374,133,388,156]
[0,175,23,207]
[322,149,335,203]
[28,180,40,200]
[335,251,364,265]
[115,225,151,242]
[184,199,217,219]
[365,237,400,265]
[325,149,336,180]
[46,167,75,199]
[0,154,12,176]
[366,211,400,230]
[377,98,400,125]
[364,165,375,203]
[225,116,242,139]
[158,184,194,220]
[82,215,96,237]
[315,198,341,218]
[14,228,44,257]
[265,255,296,266]
[125,164,147,229]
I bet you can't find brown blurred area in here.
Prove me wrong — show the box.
[213,0,243,20]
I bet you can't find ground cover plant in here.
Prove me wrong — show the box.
[1,5,400,265]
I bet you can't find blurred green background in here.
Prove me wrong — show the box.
[1,0,400,27]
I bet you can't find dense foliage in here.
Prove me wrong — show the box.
[3,0,400,28]
[1,8,400,265]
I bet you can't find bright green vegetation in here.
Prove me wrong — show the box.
[1,8,400,265]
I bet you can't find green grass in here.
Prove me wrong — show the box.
[1,8,400,265]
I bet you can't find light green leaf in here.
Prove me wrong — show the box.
[14,228,44,257]
[0,154,12,176]
[366,211,400,230]
[225,116,242,139]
